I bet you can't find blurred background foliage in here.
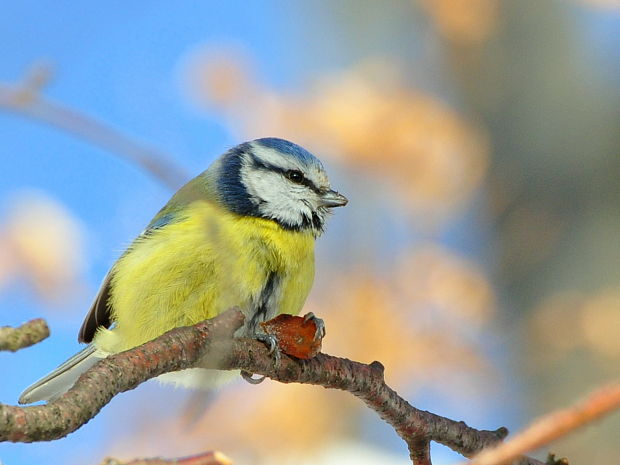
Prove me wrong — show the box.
[1,1,619,464]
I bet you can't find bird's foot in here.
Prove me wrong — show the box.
[240,333,282,385]
[303,312,326,341]
[254,333,279,355]
[240,370,265,384]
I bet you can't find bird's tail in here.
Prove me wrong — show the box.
[19,345,105,404]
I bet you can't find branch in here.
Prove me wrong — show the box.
[463,383,620,465]
[239,355,508,462]
[410,437,432,465]
[0,64,189,190]
[0,319,49,352]
[99,451,233,465]
[0,308,538,465]
[0,309,243,443]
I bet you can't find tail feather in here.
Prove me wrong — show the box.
[19,345,104,404]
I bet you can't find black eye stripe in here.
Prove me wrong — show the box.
[286,170,320,192]
[249,154,321,194]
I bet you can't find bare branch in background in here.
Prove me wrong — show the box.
[0,308,540,464]
[463,383,620,465]
[99,451,233,465]
[0,319,49,352]
[0,64,189,190]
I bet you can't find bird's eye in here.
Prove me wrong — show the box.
[286,170,304,184]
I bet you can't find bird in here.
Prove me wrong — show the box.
[19,137,347,404]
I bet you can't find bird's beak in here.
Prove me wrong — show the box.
[319,189,348,208]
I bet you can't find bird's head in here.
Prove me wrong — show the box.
[214,138,347,235]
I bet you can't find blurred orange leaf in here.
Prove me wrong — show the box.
[0,190,85,301]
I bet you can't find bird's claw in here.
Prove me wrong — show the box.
[240,333,282,385]
[303,312,326,341]
[255,333,278,354]
[254,333,282,369]
[241,370,266,384]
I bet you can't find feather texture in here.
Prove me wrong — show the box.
[19,138,344,403]
[94,199,315,354]
[19,345,104,404]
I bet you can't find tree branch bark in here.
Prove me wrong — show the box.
[0,319,50,352]
[0,309,542,464]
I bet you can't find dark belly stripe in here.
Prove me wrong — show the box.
[249,271,280,332]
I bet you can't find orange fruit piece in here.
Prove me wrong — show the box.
[260,314,322,359]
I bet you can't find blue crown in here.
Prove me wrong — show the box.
[253,137,323,169]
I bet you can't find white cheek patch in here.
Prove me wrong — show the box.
[240,164,312,226]
[239,145,330,232]
[242,168,282,202]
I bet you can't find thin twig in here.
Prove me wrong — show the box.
[463,383,620,465]
[0,319,50,352]
[0,64,189,190]
[99,451,233,465]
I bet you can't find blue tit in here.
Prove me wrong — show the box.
[19,137,347,404]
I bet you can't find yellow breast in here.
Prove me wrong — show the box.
[94,200,315,353]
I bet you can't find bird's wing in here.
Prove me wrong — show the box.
[78,271,114,343]
[77,170,216,344]
[77,213,180,343]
